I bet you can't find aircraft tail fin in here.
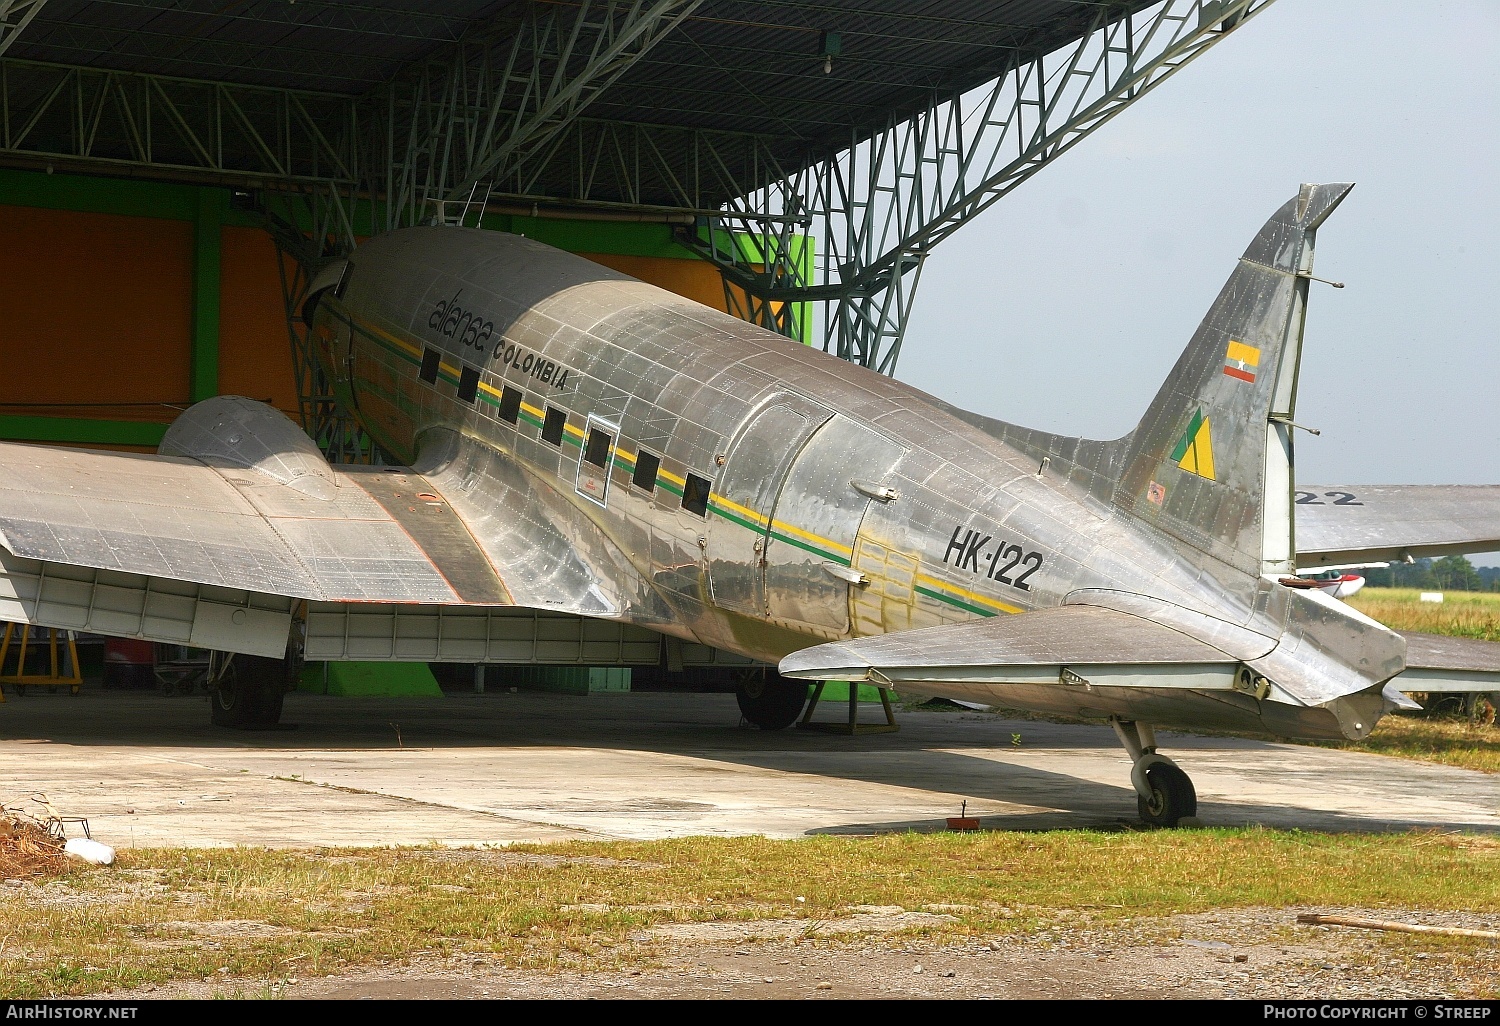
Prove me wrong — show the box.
[1109,183,1353,577]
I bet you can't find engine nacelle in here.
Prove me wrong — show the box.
[159,395,338,499]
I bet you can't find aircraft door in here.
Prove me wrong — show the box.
[763,417,905,635]
[706,394,832,616]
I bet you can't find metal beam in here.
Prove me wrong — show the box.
[0,58,361,189]
[685,0,1279,370]
[190,187,224,402]
[374,0,706,230]
[0,0,45,58]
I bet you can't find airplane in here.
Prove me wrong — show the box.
[1282,567,1370,600]
[0,181,1498,828]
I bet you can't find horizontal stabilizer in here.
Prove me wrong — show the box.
[779,605,1239,690]
[1391,631,1500,694]
[1297,485,1500,567]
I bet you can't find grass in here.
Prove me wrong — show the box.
[4,830,1500,998]
[1349,588,1500,642]
[1312,717,1500,774]
[1258,587,1500,773]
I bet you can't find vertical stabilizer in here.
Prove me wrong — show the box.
[1113,183,1353,576]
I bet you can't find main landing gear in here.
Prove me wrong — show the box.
[1111,717,1197,828]
[735,668,809,731]
[209,649,298,730]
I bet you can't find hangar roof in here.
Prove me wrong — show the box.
[11,1,1158,158]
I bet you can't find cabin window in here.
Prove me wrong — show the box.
[632,450,660,493]
[583,426,613,468]
[457,366,479,403]
[576,417,618,507]
[419,348,441,384]
[542,406,567,445]
[498,386,522,424]
[681,473,712,518]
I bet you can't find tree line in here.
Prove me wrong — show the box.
[1357,555,1500,591]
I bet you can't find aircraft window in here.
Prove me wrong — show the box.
[498,386,522,424]
[583,426,613,468]
[542,406,567,445]
[632,450,660,493]
[419,348,441,384]
[681,473,711,517]
[457,366,479,403]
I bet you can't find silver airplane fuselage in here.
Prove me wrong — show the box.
[309,224,1387,741]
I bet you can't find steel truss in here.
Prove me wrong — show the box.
[0,1,44,59]
[261,188,382,465]
[0,0,1279,440]
[0,57,360,188]
[687,0,1277,371]
[371,0,705,231]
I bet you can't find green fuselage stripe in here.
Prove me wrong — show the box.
[914,586,1000,618]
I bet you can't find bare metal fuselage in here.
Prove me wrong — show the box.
[310,226,1375,740]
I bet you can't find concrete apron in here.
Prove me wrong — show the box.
[1,691,1497,848]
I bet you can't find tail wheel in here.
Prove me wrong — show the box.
[1138,762,1197,828]
[735,670,809,731]
[210,654,287,729]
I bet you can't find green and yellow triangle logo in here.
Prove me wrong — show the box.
[1170,408,1216,481]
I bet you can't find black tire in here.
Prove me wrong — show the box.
[735,670,809,731]
[1137,762,1197,827]
[210,654,287,729]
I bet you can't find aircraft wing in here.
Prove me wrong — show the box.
[0,442,502,606]
[1296,485,1500,567]
[778,604,1240,690]
[0,399,640,657]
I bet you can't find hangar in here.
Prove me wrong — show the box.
[0,0,1275,692]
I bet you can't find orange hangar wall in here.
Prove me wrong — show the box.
[0,170,298,448]
[0,168,781,452]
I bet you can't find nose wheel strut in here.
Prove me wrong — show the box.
[1111,717,1197,827]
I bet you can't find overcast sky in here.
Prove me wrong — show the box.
[897,0,1499,565]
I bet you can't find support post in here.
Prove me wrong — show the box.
[190,188,225,403]
[798,682,899,735]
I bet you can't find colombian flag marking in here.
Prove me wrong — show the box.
[1223,339,1260,383]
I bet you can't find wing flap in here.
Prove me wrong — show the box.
[779,604,1239,689]
[1296,485,1500,567]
